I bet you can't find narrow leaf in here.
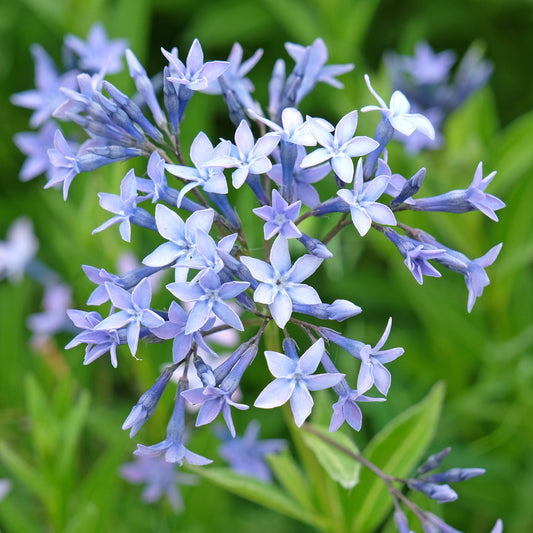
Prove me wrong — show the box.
[189,466,326,529]
[349,382,445,533]
[302,423,361,489]
[267,450,314,509]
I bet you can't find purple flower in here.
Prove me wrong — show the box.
[93,169,144,242]
[337,159,396,236]
[320,318,404,395]
[410,162,505,221]
[432,243,503,312]
[13,122,65,183]
[241,236,323,328]
[136,380,212,465]
[66,310,122,367]
[120,454,196,512]
[384,228,445,284]
[95,278,164,355]
[11,44,78,128]
[253,189,302,240]
[0,217,38,282]
[203,42,263,111]
[143,205,214,272]
[208,120,280,189]
[218,420,286,482]
[329,379,385,432]
[269,145,330,208]
[63,23,128,74]
[150,301,217,364]
[284,38,354,103]
[163,39,229,92]
[254,338,344,427]
[27,282,72,345]
[301,111,379,183]
[292,299,362,322]
[165,132,230,204]
[166,269,248,334]
[362,74,435,139]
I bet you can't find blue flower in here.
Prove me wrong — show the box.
[217,420,286,482]
[241,236,323,328]
[165,132,230,204]
[362,74,435,139]
[337,159,396,236]
[135,380,213,465]
[0,217,38,283]
[64,23,128,75]
[120,454,196,512]
[93,169,151,242]
[11,44,78,128]
[163,39,229,92]
[410,162,505,221]
[207,120,280,189]
[142,205,214,273]
[301,110,379,183]
[94,278,164,355]
[167,269,248,334]
[254,338,344,427]
[253,189,302,240]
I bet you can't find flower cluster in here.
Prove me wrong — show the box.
[12,27,504,530]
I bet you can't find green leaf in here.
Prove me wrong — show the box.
[267,450,314,509]
[349,382,446,533]
[301,424,361,490]
[0,440,50,504]
[189,466,326,529]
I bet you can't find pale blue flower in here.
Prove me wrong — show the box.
[95,278,164,355]
[337,159,396,236]
[163,39,229,92]
[241,236,323,328]
[217,420,286,482]
[167,269,248,334]
[361,74,435,139]
[64,23,128,75]
[254,338,344,427]
[253,189,302,240]
[0,217,38,282]
[301,110,379,183]
[207,120,280,189]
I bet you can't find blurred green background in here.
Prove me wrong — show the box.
[1,0,532,531]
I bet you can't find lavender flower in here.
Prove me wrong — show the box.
[301,111,379,183]
[143,205,214,272]
[241,236,323,328]
[95,278,164,355]
[207,120,280,189]
[217,420,286,482]
[362,74,435,139]
[410,162,505,221]
[63,23,127,74]
[337,159,396,236]
[120,454,196,512]
[163,39,229,92]
[166,269,248,334]
[165,132,230,205]
[0,217,38,282]
[136,380,212,465]
[253,189,302,240]
[254,338,344,427]
[11,44,78,128]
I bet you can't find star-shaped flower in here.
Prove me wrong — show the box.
[337,159,396,236]
[241,237,323,328]
[361,74,435,139]
[253,189,302,240]
[254,338,344,427]
[301,110,378,183]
